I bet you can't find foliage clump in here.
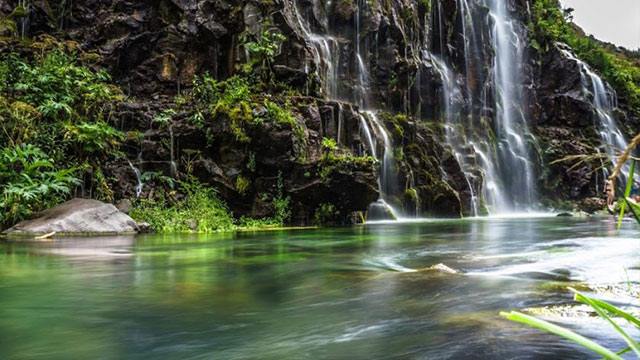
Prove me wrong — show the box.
[320,137,377,180]
[0,145,79,227]
[130,177,291,233]
[0,40,125,228]
[130,179,235,233]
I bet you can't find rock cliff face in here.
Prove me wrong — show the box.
[2,0,636,221]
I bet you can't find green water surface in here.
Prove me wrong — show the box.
[1,216,639,359]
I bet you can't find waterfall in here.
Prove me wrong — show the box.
[287,0,543,217]
[127,160,143,198]
[426,0,537,214]
[289,0,403,219]
[559,47,630,179]
[291,0,340,100]
[430,54,480,216]
[484,0,536,212]
[168,125,177,177]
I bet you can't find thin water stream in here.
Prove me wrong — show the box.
[2,217,639,359]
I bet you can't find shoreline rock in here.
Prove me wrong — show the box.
[2,199,139,238]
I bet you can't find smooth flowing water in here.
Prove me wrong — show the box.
[2,217,639,359]
[485,0,537,212]
[559,47,630,182]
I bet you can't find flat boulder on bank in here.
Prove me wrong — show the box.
[2,198,139,238]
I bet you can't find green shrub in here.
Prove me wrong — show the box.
[273,172,291,224]
[322,137,338,152]
[235,175,250,195]
[63,121,125,154]
[130,179,235,233]
[0,144,80,228]
[244,29,286,77]
[0,46,124,163]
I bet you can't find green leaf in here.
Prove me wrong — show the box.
[625,197,640,225]
[617,159,635,229]
[571,289,640,357]
[500,311,622,360]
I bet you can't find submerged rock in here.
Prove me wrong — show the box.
[2,199,139,238]
[426,263,458,274]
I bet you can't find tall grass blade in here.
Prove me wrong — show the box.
[572,290,640,329]
[616,346,631,356]
[625,197,640,225]
[617,159,636,229]
[500,311,622,360]
[571,289,640,357]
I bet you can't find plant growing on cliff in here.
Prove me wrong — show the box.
[273,172,291,224]
[244,29,286,81]
[320,137,376,180]
[313,203,339,225]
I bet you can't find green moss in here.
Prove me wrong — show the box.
[404,188,418,201]
[418,0,431,13]
[319,145,377,180]
[235,175,250,195]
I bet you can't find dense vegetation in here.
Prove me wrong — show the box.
[530,0,640,114]
[0,31,305,232]
[0,38,124,228]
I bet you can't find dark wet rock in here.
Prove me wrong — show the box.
[3,199,139,237]
[367,200,397,221]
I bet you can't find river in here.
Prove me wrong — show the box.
[2,216,639,359]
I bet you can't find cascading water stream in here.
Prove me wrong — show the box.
[288,0,404,219]
[290,0,340,99]
[430,54,480,216]
[484,0,537,212]
[559,47,630,181]
[127,160,144,198]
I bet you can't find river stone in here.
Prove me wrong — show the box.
[2,198,139,237]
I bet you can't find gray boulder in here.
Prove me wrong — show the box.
[3,199,139,237]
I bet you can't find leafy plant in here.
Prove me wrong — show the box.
[273,171,291,224]
[0,144,79,227]
[153,109,176,128]
[322,137,338,152]
[244,30,286,77]
[130,178,235,233]
[314,203,339,225]
[63,121,125,154]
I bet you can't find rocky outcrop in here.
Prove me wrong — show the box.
[3,198,139,237]
[2,0,634,219]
